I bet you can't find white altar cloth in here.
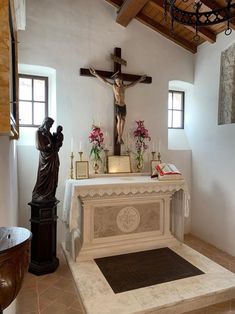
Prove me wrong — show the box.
[63,176,189,232]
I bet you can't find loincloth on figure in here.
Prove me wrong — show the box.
[115,104,127,117]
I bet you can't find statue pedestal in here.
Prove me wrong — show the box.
[28,200,59,275]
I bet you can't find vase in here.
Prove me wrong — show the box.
[136,156,144,172]
[93,160,99,174]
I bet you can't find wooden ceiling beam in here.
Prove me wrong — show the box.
[116,0,149,27]
[151,0,216,43]
[136,13,197,53]
[105,0,197,53]
[200,0,235,30]
[105,0,125,10]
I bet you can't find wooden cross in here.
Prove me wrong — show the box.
[80,47,152,155]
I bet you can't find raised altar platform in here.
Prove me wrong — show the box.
[63,175,189,261]
[62,242,235,314]
[62,176,235,313]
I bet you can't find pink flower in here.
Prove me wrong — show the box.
[89,125,105,160]
[133,120,151,156]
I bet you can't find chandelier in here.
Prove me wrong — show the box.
[163,0,235,41]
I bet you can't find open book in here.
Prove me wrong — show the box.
[151,163,183,180]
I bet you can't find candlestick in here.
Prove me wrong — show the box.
[126,147,132,156]
[79,151,83,161]
[79,141,82,152]
[151,151,156,160]
[104,149,109,174]
[158,139,161,154]
[70,138,74,152]
[69,152,74,179]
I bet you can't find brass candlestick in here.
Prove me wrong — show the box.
[126,148,131,156]
[69,152,74,179]
[104,149,109,174]
[79,151,83,161]
[157,152,161,164]
[151,151,156,160]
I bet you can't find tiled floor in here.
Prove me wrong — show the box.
[15,234,235,314]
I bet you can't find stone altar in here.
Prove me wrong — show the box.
[63,175,189,261]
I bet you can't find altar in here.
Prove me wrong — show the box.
[63,175,189,262]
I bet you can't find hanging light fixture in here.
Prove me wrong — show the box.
[163,0,235,41]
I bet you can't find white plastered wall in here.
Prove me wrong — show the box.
[0,137,18,314]
[186,33,235,256]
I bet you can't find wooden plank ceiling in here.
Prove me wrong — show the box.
[105,0,235,53]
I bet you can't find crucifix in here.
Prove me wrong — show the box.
[80,47,152,155]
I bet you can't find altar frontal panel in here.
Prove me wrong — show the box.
[94,200,163,239]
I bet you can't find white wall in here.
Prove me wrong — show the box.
[17,0,194,242]
[0,137,18,226]
[0,137,18,314]
[187,33,235,255]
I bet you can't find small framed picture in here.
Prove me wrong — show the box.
[75,161,89,179]
[151,160,161,176]
[108,155,131,174]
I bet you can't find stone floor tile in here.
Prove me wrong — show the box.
[53,277,78,293]
[40,301,68,314]
[37,281,50,294]
[38,295,54,311]
[53,290,77,306]
[56,264,74,278]
[18,287,37,299]
[70,299,85,313]
[16,297,39,314]
[21,272,37,289]
[39,286,64,301]
[37,272,62,284]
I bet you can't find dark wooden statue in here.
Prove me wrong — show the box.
[29,117,63,275]
[32,117,63,203]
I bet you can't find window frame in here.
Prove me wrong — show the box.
[168,90,185,129]
[18,74,48,127]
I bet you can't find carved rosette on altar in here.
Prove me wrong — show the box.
[116,206,141,233]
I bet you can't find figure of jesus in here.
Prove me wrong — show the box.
[90,68,146,144]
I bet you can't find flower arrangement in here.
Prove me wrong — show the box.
[133,120,151,171]
[89,124,104,162]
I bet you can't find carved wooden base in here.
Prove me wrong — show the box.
[28,200,59,276]
[29,256,59,275]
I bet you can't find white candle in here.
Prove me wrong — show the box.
[71,138,74,152]
[105,131,109,149]
[158,139,161,153]
[79,141,82,152]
